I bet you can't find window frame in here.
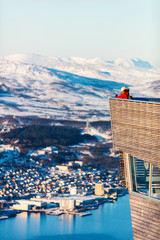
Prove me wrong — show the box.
[127,154,160,201]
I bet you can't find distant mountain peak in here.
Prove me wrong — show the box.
[114,58,134,68]
[131,58,152,69]
[1,54,153,69]
[114,58,152,69]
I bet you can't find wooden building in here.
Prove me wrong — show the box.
[109,97,160,240]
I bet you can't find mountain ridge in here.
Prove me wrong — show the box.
[0,54,160,120]
[1,53,154,69]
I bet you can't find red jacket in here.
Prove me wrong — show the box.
[116,92,129,99]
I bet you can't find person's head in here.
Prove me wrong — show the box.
[121,87,126,94]
[125,88,129,93]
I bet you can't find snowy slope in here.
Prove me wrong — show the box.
[0,54,159,120]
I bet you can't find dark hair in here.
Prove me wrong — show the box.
[125,88,129,93]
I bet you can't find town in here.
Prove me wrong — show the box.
[0,117,126,220]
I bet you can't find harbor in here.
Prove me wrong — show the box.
[0,195,133,240]
[0,189,127,220]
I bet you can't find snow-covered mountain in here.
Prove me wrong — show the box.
[0,54,160,120]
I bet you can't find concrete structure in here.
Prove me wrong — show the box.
[34,196,104,208]
[109,97,160,240]
[70,187,84,195]
[0,200,6,209]
[70,187,77,195]
[12,203,32,211]
[60,199,75,210]
[16,199,47,208]
[75,161,84,167]
[95,183,104,196]
[56,165,69,171]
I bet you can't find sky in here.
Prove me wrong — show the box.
[0,0,160,66]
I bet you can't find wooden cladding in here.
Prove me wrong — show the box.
[109,98,160,168]
[129,193,160,240]
[123,151,160,240]
[119,151,127,189]
[110,99,160,240]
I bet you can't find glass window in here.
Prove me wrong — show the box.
[151,166,160,200]
[129,155,160,200]
[130,156,150,196]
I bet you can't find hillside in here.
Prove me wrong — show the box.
[1,125,97,148]
[0,54,160,120]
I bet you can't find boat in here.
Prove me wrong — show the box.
[0,216,8,220]
[79,212,92,217]
[49,210,64,216]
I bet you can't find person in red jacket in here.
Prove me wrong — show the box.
[116,87,129,99]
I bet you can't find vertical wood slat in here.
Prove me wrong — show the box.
[123,153,160,240]
[129,193,160,240]
[119,151,127,189]
[110,98,160,239]
[109,98,160,168]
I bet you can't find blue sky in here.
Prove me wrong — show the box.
[0,0,160,66]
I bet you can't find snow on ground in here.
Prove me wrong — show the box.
[82,127,112,142]
[0,54,160,120]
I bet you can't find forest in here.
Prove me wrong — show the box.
[1,125,97,148]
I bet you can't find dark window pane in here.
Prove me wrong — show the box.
[130,156,149,196]
[151,166,160,200]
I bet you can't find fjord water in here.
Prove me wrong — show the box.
[0,195,133,240]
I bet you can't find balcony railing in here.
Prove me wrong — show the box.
[109,97,160,168]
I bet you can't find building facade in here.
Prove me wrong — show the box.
[95,183,104,196]
[109,97,160,240]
